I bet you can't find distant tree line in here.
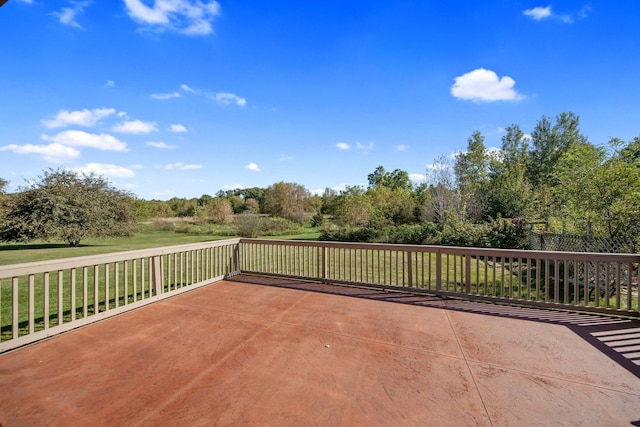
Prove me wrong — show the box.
[1,112,638,249]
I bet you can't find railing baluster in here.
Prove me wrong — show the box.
[81,267,88,318]
[57,270,64,326]
[105,263,110,311]
[71,268,76,321]
[12,277,18,339]
[93,265,99,314]
[616,262,622,310]
[43,272,49,330]
[28,275,35,334]
[115,262,120,309]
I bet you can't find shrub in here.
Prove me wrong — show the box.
[386,223,441,244]
[439,218,488,247]
[234,215,263,238]
[310,213,324,227]
[207,198,234,225]
[486,217,530,249]
[234,215,301,238]
[319,226,382,242]
[152,219,175,231]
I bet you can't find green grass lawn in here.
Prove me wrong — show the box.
[0,222,321,266]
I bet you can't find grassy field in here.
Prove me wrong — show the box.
[0,220,320,266]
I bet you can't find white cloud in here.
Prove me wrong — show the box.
[451,68,524,102]
[215,92,247,107]
[41,130,128,151]
[105,80,115,88]
[336,142,350,150]
[578,4,591,19]
[245,162,260,172]
[0,143,80,163]
[123,0,221,35]
[170,124,187,133]
[52,2,90,28]
[356,141,374,150]
[396,144,408,152]
[152,91,181,100]
[181,83,197,93]
[112,119,158,134]
[42,108,116,128]
[165,162,202,170]
[147,141,177,149]
[523,6,552,20]
[73,163,135,178]
[409,173,426,182]
[523,5,590,23]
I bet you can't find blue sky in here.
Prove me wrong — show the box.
[1,1,638,199]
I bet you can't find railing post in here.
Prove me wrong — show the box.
[465,254,471,294]
[152,256,163,295]
[435,250,442,291]
[234,243,240,275]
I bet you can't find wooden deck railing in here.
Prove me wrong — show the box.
[239,239,639,316]
[0,239,240,352]
[1,238,638,352]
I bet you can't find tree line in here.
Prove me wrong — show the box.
[1,111,638,248]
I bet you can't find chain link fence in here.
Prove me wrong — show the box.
[529,231,638,254]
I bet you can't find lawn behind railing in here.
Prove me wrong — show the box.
[1,238,639,353]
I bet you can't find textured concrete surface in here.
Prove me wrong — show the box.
[0,275,639,426]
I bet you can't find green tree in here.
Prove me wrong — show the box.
[0,177,8,221]
[367,186,416,228]
[554,138,640,243]
[454,131,488,220]
[166,197,199,217]
[367,166,412,191]
[332,186,372,227]
[205,198,234,224]
[262,181,317,222]
[244,198,259,213]
[486,125,532,218]
[527,112,586,188]
[198,194,213,207]
[0,168,136,247]
[320,187,339,215]
[412,182,434,222]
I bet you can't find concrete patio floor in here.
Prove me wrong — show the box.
[0,275,639,426]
